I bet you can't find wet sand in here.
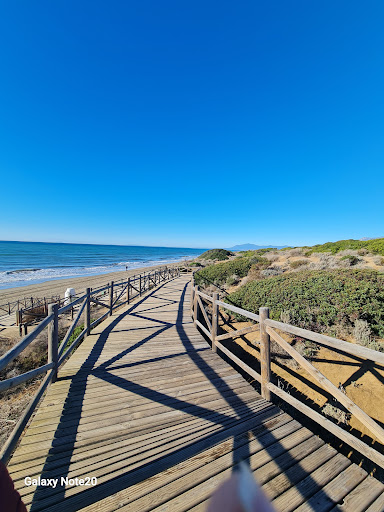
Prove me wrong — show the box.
[0,262,184,305]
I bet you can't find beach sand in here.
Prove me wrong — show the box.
[0,262,183,305]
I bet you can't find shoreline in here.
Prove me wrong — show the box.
[0,261,187,305]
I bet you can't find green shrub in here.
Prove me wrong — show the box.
[226,269,384,337]
[198,249,234,261]
[189,261,202,267]
[195,258,251,287]
[68,325,84,346]
[195,254,270,288]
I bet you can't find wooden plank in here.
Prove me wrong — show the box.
[364,491,384,512]
[20,407,282,510]
[10,400,268,471]
[11,402,273,484]
[34,411,291,512]
[306,472,384,512]
[109,424,316,512]
[271,453,351,511]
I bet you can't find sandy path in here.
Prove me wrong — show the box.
[0,262,183,305]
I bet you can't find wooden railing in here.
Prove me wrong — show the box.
[0,266,180,464]
[191,274,384,469]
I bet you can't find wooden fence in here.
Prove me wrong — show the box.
[0,266,180,464]
[191,274,384,470]
[0,296,60,322]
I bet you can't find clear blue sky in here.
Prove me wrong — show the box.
[0,1,383,249]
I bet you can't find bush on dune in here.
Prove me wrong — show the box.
[198,249,234,261]
[194,255,269,287]
[226,269,384,337]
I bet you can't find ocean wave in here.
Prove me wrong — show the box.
[0,257,190,289]
[6,268,42,275]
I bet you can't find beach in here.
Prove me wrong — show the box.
[0,261,183,306]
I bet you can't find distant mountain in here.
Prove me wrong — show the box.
[228,243,289,251]
[359,237,383,241]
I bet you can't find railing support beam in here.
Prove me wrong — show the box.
[109,281,114,316]
[259,306,271,401]
[212,292,219,352]
[85,288,91,335]
[48,303,59,383]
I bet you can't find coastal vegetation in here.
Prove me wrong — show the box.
[194,254,269,287]
[303,237,384,256]
[226,269,384,341]
[192,237,384,348]
[198,248,234,261]
[191,239,384,442]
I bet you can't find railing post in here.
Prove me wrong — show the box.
[109,282,114,316]
[139,275,142,296]
[190,273,195,316]
[193,285,199,325]
[212,292,219,352]
[127,278,130,304]
[259,307,271,401]
[85,288,91,335]
[48,303,59,383]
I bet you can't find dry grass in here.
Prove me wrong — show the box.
[0,378,42,448]
[264,252,280,262]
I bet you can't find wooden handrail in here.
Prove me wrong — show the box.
[266,325,384,445]
[190,281,384,467]
[0,314,53,371]
[216,300,261,323]
[264,318,384,365]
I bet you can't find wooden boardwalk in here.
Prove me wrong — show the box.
[7,276,384,511]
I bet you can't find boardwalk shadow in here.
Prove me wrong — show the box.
[29,279,335,511]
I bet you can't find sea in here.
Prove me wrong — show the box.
[0,241,205,290]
